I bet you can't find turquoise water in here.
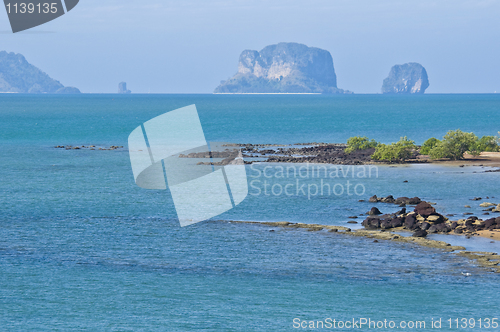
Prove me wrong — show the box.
[1,94,500,331]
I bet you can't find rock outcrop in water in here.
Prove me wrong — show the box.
[118,82,131,94]
[215,42,351,94]
[0,51,80,93]
[381,62,429,94]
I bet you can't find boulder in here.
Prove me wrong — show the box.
[412,230,428,237]
[380,195,395,203]
[479,202,496,207]
[367,207,382,215]
[414,202,436,218]
[362,217,381,229]
[408,197,422,205]
[426,214,445,224]
[395,197,410,205]
[404,215,417,230]
[380,219,393,229]
[369,195,379,203]
[395,208,406,215]
[420,222,431,231]
[428,225,438,233]
[390,217,404,228]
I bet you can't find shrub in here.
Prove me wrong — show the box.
[345,136,378,154]
[372,136,417,162]
[475,135,500,152]
[428,129,478,160]
[420,137,440,155]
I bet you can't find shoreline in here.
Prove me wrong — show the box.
[226,220,500,274]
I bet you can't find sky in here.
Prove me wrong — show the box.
[1,0,499,93]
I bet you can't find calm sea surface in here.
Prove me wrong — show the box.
[1,94,499,331]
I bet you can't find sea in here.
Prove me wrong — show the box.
[1,94,500,331]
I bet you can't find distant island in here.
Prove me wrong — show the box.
[214,42,351,94]
[118,82,131,94]
[382,62,429,94]
[0,51,80,94]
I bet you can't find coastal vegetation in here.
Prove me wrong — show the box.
[345,136,378,153]
[371,136,417,162]
[427,130,499,160]
[346,130,500,162]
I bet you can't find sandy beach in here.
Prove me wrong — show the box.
[427,152,500,167]
[477,229,500,241]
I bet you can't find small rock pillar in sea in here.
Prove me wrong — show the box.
[118,82,131,94]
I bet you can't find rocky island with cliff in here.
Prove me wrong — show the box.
[0,51,80,94]
[215,42,351,94]
[382,62,429,94]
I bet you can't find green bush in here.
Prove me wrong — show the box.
[428,129,478,160]
[345,136,378,154]
[372,136,417,162]
[475,135,500,152]
[420,137,440,155]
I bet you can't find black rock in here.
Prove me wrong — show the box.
[380,220,393,229]
[420,222,431,231]
[412,230,428,237]
[408,197,422,205]
[395,208,407,215]
[362,217,380,229]
[380,195,395,203]
[435,223,450,233]
[450,222,458,230]
[414,202,436,218]
[368,195,379,203]
[367,207,382,215]
[404,215,417,230]
[428,225,438,233]
[395,197,410,205]
[390,217,404,228]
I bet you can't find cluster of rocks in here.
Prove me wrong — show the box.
[262,144,374,165]
[479,202,500,213]
[368,194,422,206]
[55,145,124,151]
[362,197,500,238]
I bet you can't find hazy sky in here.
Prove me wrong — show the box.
[1,0,499,93]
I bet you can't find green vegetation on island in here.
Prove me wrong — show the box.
[346,130,500,162]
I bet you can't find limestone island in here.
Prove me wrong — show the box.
[0,51,80,94]
[382,62,429,94]
[215,42,351,94]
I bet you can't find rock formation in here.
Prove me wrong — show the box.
[381,62,429,94]
[118,82,131,94]
[0,51,80,93]
[215,42,351,94]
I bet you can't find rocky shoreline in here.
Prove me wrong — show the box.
[227,219,500,274]
[55,145,124,151]
[361,195,500,238]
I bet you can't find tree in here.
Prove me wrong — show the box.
[420,137,440,155]
[428,129,478,160]
[345,136,378,154]
[372,136,417,162]
[475,136,500,152]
